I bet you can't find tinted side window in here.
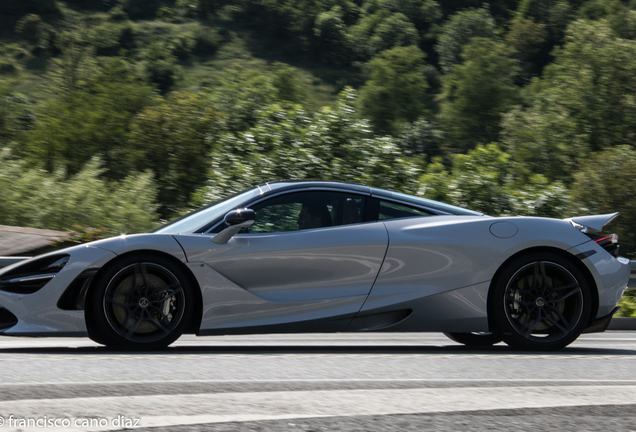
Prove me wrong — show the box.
[247,191,366,233]
[378,200,432,220]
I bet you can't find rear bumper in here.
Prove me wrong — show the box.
[583,306,620,334]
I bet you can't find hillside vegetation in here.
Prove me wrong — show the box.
[1,0,636,260]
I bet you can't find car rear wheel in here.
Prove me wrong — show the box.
[443,332,503,347]
[87,255,194,350]
[491,252,592,351]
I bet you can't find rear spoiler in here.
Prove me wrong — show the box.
[564,212,619,234]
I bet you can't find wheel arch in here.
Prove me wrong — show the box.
[84,249,203,337]
[486,246,599,332]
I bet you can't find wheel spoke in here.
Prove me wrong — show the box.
[140,264,151,295]
[550,287,582,303]
[545,304,571,330]
[547,282,579,293]
[147,314,171,335]
[524,310,543,337]
[544,314,568,335]
[106,296,136,309]
[532,262,547,292]
[532,263,540,290]
[148,304,169,317]
[125,311,145,338]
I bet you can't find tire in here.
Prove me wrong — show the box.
[86,255,194,350]
[491,252,592,351]
[444,332,503,347]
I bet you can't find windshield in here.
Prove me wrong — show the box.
[154,187,261,234]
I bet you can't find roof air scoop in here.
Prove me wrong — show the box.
[566,212,620,234]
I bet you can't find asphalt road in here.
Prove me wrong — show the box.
[0,332,635,432]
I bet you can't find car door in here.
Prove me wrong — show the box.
[174,190,389,332]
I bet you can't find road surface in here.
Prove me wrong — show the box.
[0,332,635,431]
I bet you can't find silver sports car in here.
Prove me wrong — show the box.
[0,181,630,351]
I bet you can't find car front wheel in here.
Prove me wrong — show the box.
[491,252,592,351]
[87,255,194,350]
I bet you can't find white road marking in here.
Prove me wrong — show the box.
[2,378,636,387]
[1,385,636,431]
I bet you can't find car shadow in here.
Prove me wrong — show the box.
[0,344,635,355]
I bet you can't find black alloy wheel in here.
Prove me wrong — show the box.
[87,255,194,350]
[491,252,592,351]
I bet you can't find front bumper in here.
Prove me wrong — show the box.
[0,246,116,336]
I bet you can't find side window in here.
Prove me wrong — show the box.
[378,200,432,220]
[247,191,366,233]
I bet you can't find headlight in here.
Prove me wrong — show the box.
[0,255,69,294]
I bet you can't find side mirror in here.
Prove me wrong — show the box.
[224,208,255,226]
[211,208,255,245]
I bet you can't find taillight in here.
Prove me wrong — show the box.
[590,233,620,257]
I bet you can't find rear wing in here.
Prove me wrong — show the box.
[564,212,619,234]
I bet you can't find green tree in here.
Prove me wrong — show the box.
[397,117,444,159]
[502,19,636,183]
[271,62,309,105]
[435,7,499,73]
[418,144,570,217]
[505,18,548,77]
[358,46,428,134]
[24,57,154,179]
[578,0,636,40]
[368,13,419,55]
[142,41,181,93]
[440,38,520,150]
[348,10,419,60]
[129,91,221,217]
[210,67,277,133]
[50,29,96,93]
[0,86,34,148]
[313,6,349,63]
[195,88,419,205]
[571,146,636,257]
[382,0,442,35]
[0,151,159,236]
[15,14,47,48]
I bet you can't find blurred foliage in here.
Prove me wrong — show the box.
[396,117,444,159]
[23,57,154,178]
[502,19,636,184]
[194,88,419,204]
[0,0,635,280]
[358,46,428,134]
[129,91,221,216]
[435,6,499,73]
[50,225,108,247]
[209,67,278,133]
[617,291,636,317]
[0,151,158,236]
[505,18,547,78]
[571,146,636,257]
[418,144,571,218]
[349,10,419,61]
[440,38,519,150]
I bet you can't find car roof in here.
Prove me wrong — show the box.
[258,180,482,216]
